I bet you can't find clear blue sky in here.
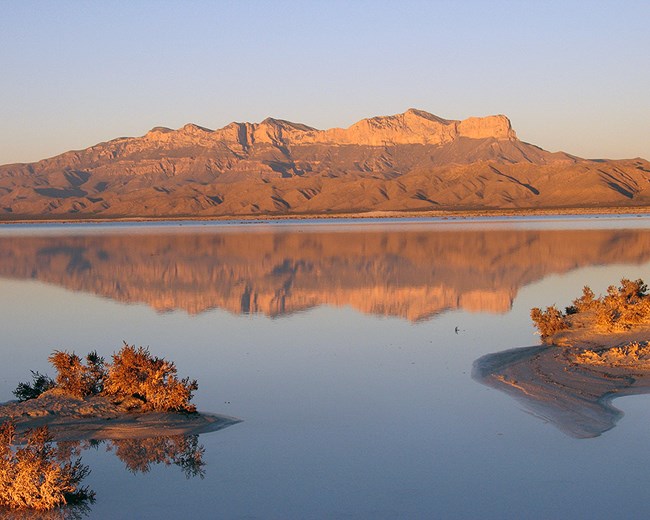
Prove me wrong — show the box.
[1,0,648,164]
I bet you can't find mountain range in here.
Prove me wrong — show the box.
[1,109,649,219]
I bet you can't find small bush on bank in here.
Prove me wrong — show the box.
[13,372,56,402]
[530,305,569,339]
[104,344,198,413]
[598,279,650,331]
[0,422,94,511]
[14,343,198,413]
[47,351,107,399]
[571,340,650,366]
[576,286,597,310]
[531,278,650,340]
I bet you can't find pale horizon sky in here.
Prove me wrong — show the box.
[1,0,649,165]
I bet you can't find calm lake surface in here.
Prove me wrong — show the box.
[2,216,650,519]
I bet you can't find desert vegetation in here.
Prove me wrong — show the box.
[48,351,106,399]
[14,343,198,413]
[571,340,650,367]
[0,422,94,511]
[531,278,650,341]
[13,372,56,402]
[3,343,202,511]
[103,344,198,413]
[530,305,569,339]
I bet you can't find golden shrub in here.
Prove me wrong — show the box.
[47,351,106,398]
[103,343,198,413]
[17,344,197,413]
[530,305,569,340]
[532,279,650,336]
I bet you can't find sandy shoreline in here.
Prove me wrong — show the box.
[2,205,650,225]
[0,392,240,442]
[474,323,650,438]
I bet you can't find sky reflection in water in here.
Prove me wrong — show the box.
[2,218,650,519]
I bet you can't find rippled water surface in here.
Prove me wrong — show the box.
[2,216,650,519]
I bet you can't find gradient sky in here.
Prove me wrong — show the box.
[1,0,648,165]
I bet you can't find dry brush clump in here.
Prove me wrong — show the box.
[0,422,94,511]
[103,344,198,413]
[530,305,569,339]
[595,279,650,331]
[531,279,650,341]
[13,372,56,402]
[14,343,198,413]
[48,351,107,399]
[570,341,650,367]
[4,344,199,511]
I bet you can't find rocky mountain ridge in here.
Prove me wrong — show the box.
[1,109,649,218]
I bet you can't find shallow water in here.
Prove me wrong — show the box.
[2,217,650,519]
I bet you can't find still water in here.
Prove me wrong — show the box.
[2,217,650,519]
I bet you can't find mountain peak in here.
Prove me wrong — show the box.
[145,110,516,148]
[180,123,212,134]
[458,114,516,140]
[147,126,174,134]
[3,107,649,220]
[299,109,517,146]
[404,108,451,124]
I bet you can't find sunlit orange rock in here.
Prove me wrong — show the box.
[1,109,649,219]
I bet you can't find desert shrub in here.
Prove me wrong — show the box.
[530,305,569,340]
[571,285,597,312]
[594,279,650,331]
[47,351,107,398]
[17,344,196,412]
[0,422,94,511]
[83,351,107,395]
[103,343,198,413]
[564,305,578,315]
[532,279,650,336]
[571,341,650,366]
[13,372,56,402]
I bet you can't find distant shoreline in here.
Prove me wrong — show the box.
[3,205,650,225]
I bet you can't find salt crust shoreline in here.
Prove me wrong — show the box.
[2,205,650,225]
[0,390,240,442]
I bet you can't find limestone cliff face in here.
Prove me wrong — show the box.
[1,108,649,219]
[289,110,516,146]
[141,109,516,148]
[1,227,649,320]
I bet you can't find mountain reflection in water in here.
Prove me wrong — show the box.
[2,225,650,320]
[473,345,650,438]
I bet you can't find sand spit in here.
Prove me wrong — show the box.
[0,390,240,442]
[474,316,650,438]
[473,343,650,438]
